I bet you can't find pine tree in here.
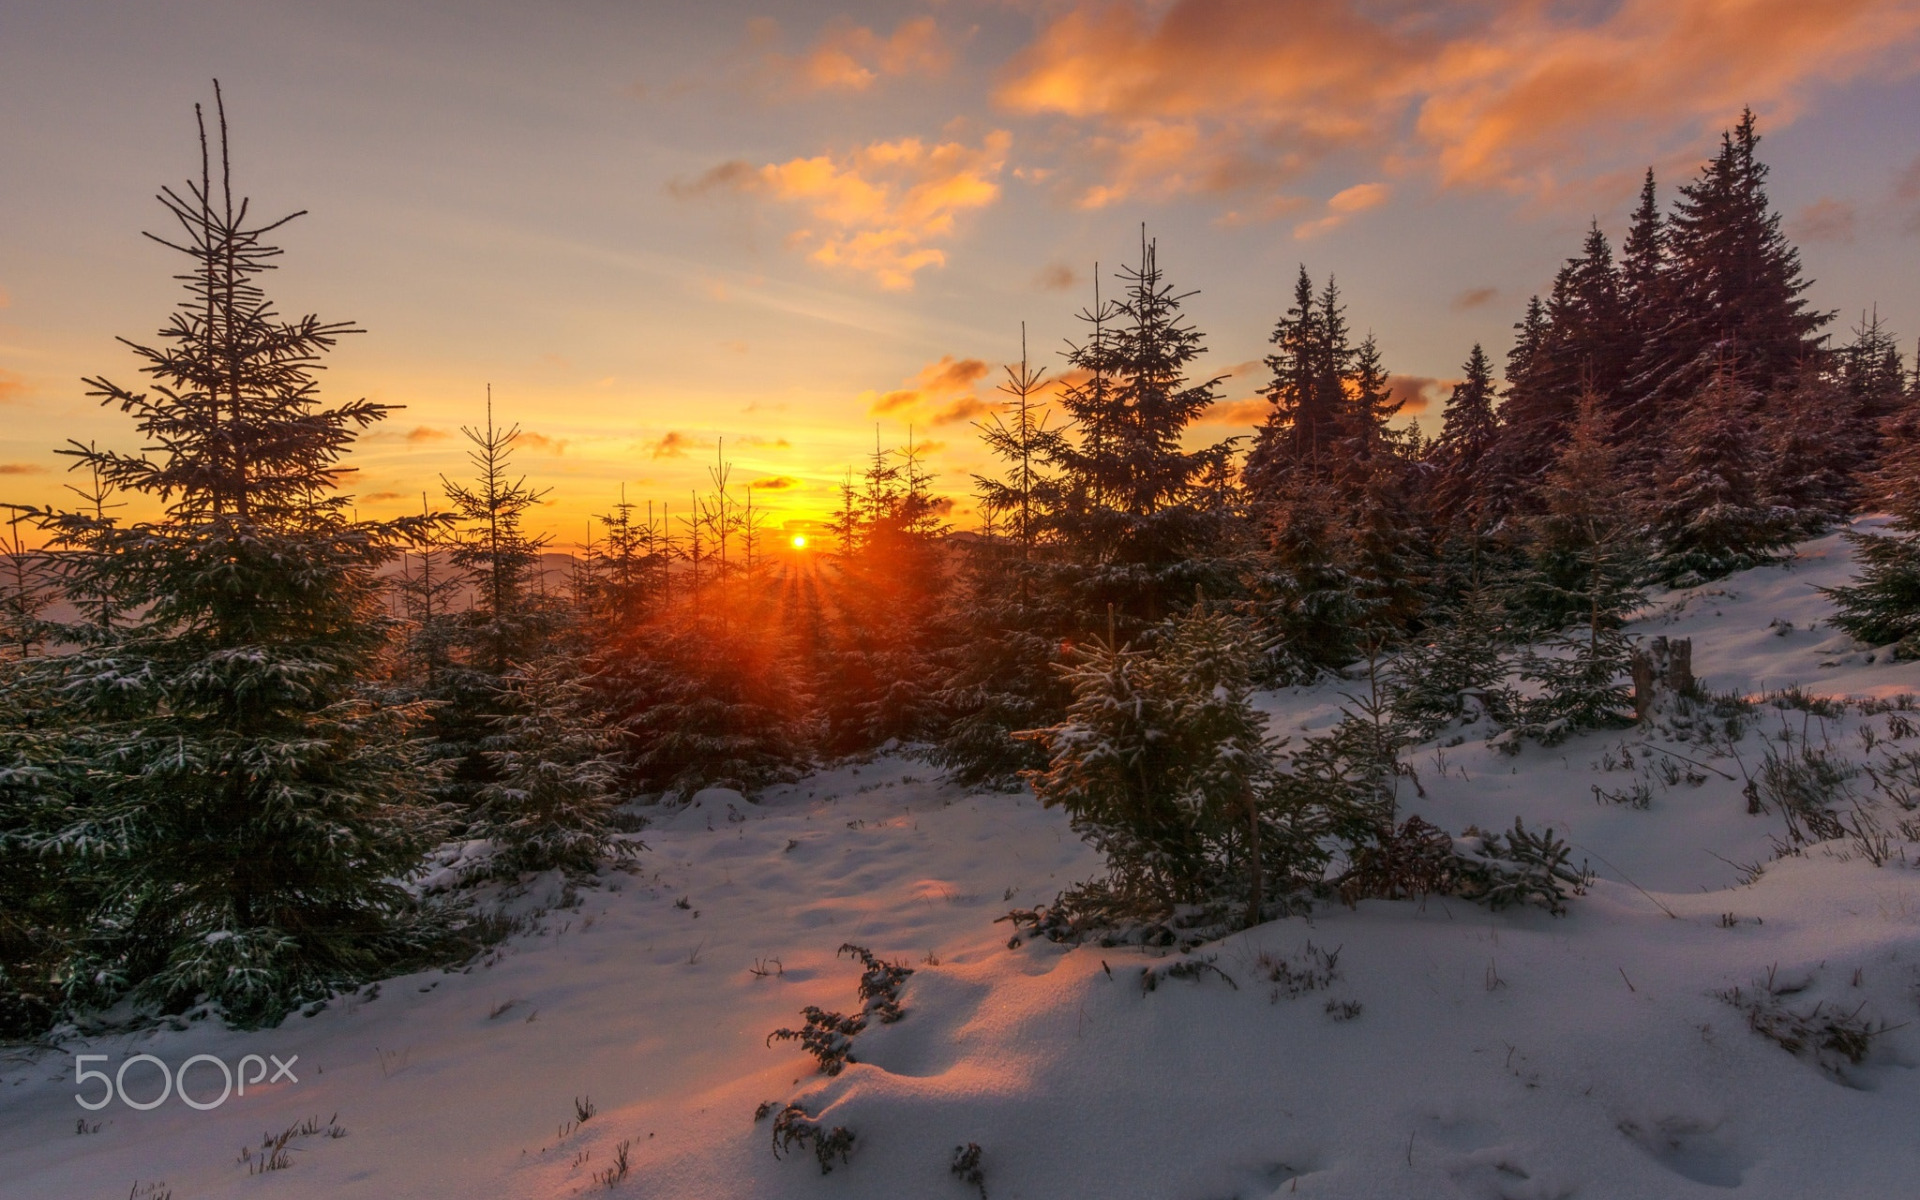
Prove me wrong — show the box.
[470,657,636,877]
[1840,308,1908,428]
[933,330,1072,786]
[1511,396,1646,741]
[1021,603,1295,923]
[1649,366,1793,583]
[1760,360,1864,535]
[1255,471,1364,680]
[20,88,446,1024]
[1486,226,1629,509]
[1429,344,1500,531]
[1822,421,1920,655]
[1388,583,1517,739]
[1246,266,1352,494]
[1049,234,1234,637]
[1625,110,1830,435]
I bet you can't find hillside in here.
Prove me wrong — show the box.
[6,524,1919,1199]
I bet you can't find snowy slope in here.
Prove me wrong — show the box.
[6,525,1920,1199]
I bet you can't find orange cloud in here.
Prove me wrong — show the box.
[1035,261,1080,291]
[0,462,47,475]
[1386,374,1454,417]
[1792,198,1857,243]
[864,355,997,425]
[737,435,792,450]
[0,369,27,405]
[997,0,1920,202]
[1198,397,1271,425]
[361,490,405,502]
[646,431,706,459]
[1452,286,1500,311]
[765,16,954,94]
[1294,181,1390,239]
[749,475,800,490]
[518,432,567,455]
[676,131,1011,289]
[405,426,449,443]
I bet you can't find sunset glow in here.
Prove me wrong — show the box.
[0,2,1915,546]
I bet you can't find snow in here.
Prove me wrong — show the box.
[7,525,1920,1198]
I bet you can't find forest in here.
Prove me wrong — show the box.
[2,93,1918,1044]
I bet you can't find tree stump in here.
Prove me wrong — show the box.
[1631,636,1695,721]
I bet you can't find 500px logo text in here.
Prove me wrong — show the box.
[74,1053,299,1111]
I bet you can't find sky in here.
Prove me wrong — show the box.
[2,0,1919,542]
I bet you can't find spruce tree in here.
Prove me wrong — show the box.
[470,657,635,877]
[933,331,1072,786]
[1760,361,1864,535]
[1822,424,1920,655]
[1429,344,1500,532]
[1513,396,1645,740]
[21,89,445,1024]
[1021,603,1293,923]
[1255,471,1363,680]
[1648,367,1792,583]
[1049,235,1234,637]
[1486,226,1629,509]
[1625,110,1829,432]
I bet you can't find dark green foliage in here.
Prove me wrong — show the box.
[770,1104,856,1174]
[591,618,808,798]
[1246,267,1353,492]
[1427,344,1500,532]
[17,93,448,1025]
[470,657,637,877]
[1021,604,1283,916]
[1515,631,1636,745]
[1048,236,1235,638]
[1650,368,1793,584]
[765,942,913,1075]
[1825,429,1920,654]
[1453,818,1586,915]
[1389,585,1517,738]
[934,340,1071,786]
[1512,394,1648,636]
[951,1143,987,1199]
[1254,472,1363,680]
[1625,110,1830,432]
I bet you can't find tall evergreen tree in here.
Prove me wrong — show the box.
[934,331,1072,786]
[1625,110,1830,433]
[19,88,446,1024]
[1512,396,1646,739]
[1824,426,1920,656]
[1049,234,1234,637]
[1486,225,1629,508]
[1246,266,1350,493]
[1648,366,1792,583]
[1429,344,1500,532]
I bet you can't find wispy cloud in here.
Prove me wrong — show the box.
[0,462,47,475]
[864,355,999,426]
[1294,181,1390,239]
[756,15,956,94]
[1451,286,1500,311]
[517,431,568,455]
[750,475,800,490]
[1792,197,1858,243]
[673,131,1011,289]
[996,0,1920,205]
[645,430,707,460]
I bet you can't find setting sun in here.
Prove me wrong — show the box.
[791,534,807,549]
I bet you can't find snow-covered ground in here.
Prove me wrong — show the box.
[7,525,1920,1198]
